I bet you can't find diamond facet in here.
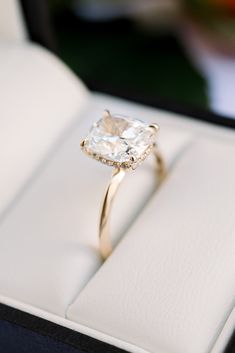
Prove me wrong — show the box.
[81,111,158,167]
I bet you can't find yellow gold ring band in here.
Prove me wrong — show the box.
[81,110,166,260]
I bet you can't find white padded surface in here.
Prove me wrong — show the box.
[0,41,89,218]
[0,0,26,41]
[0,88,191,316]
[68,138,235,353]
[0,37,235,351]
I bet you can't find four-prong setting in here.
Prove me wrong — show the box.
[80,139,86,148]
[103,109,112,121]
[80,110,159,170]
[149,123,160,133]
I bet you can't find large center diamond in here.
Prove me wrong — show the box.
[82,111,157,165]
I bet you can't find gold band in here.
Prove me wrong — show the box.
[99,146,166,260]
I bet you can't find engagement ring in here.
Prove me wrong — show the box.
[80,110,166,260]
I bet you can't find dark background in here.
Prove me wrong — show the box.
[20,0,210,114]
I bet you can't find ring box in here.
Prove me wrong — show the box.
[0,1,234,352]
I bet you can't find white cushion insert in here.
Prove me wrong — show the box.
[0,0,26,41]
[0,93,191,317]
[68,138,235,353]
[0,41,89,218]
[0,36,234,352]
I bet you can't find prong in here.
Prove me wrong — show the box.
[149,123,160,133]
[80,139,86,148]
[130,156,137,163]
[103,109,112,120]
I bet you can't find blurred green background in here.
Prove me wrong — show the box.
[48,0,209,110]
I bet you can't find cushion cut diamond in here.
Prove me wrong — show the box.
[82,111,157,166]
